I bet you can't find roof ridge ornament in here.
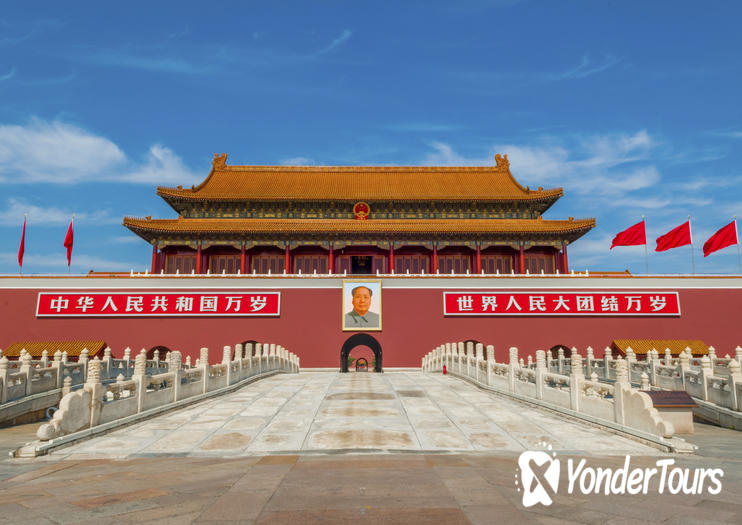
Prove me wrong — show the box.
[213,153,228,170]
[494,153,509,170]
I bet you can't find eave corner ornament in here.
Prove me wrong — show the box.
[494,153,509,170]
[213,153,228,170]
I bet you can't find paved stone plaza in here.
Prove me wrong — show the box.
[51,372,657,458]
[0,372,740,524]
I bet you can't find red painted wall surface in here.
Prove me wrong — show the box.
[1,284,740,367]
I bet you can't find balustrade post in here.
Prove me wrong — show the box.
[244,343,253,375]
[508,347,519,392]
[603,349,612,380]
[735,346,742,366]
[486,345,495,385]
[133,351,147,413]
[170,351,183,401]
[665,348,672,366]
[255,343,262,374]
[465,341,473,377]
[569,352,584,411]
[613,358,629,425]
[84,357,103,428]
[475,343,483,383]
[0,357,8,403]
[535,350,546,400]
[648,352,657,386]
[41,350,49,368]
[102,347,112,379]
[457,342,465,374]
[21,352,33,396]
[122,347,131,378]
[200,347,210,393]
[727,359,741,411]
[52,350,63,388]
[586,346,594,375]
[79,348,89,383]
[557,347,565,375]
[678,352,690,390]
[699,356,713,401]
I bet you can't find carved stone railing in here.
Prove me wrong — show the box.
[35,342,299,441]
[422,342,675,441]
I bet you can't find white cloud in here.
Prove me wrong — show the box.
[0,198,117,226]
[0,67,15,81]
[0,119,125,183]
[551,55,624,81]
[281,156,316,166]
[0,119,199,185]
[313,29,352,56]
[124,145,201,185]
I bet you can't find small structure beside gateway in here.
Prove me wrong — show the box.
[610,339,710,359]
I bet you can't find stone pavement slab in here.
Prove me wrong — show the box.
[45,372,661,458]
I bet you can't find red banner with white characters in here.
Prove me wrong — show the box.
[443,292,680,316]
[36,292,280,317]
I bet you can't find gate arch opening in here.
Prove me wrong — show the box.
[340,333,382,373]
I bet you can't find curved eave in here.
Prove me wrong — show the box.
[123,217,595,243]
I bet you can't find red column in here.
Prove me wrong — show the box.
[475,243,482,274]
[562,244,569,273]
[388,244,395,273]
[240,245,246,274]
[284,244,291,273]
[432,244,438,273]
[519,245,525,274]
[151,245,158,273]
[196,244,202,274]
[329,244,334,274]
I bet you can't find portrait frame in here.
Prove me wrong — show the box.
[342,279,382,331]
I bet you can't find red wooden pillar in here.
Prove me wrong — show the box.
[432,244,438,273]
[196,244,202,274]
[475,243,482,274]
[328,244,334,274]
[518,245,525,274]
[151,245,158,273]
[284,244,291,273]
[388,244,395,273]
[240,245,246,274]
[562,244,569,273]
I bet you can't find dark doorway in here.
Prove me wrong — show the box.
[351,256,372,274]
[549,345,572,359]
[355,357,369,371]
[341,333,382,372]
[147,345,171,359]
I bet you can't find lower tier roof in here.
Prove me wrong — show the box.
[124,217,595,242]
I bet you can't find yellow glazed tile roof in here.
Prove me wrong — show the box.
[156,154,563,202]
[3,341,107,359]
[123,217,596,235]
[611,339,709,356]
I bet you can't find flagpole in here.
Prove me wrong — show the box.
[67,215,74,275]
[688,215,695,275]
[735,216,741,275]
[642,215,648,274]
[20,213,26,276]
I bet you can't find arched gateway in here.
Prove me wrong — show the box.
[340,333,382,373]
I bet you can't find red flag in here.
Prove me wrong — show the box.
[610,220,646,249]
[18,216,26,268]
[655,221,692,252]
[64,217,74,266]
[703,220,738,257]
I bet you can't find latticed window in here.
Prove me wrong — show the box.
[209,254,240,274]
[395,254,430,274]
[438,253,472,274]
[165,253,197,274]
[294,254,328,274]
[251,252,285,274]
[524,253,555,274]
[482,254,514,274]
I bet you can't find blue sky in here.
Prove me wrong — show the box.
[1,1,741,275]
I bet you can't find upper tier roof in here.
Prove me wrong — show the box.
[157,153,563,204]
